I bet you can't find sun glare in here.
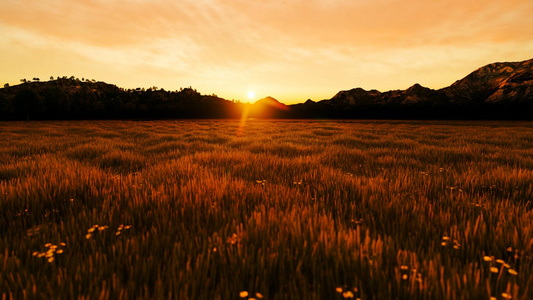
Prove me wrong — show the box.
[247,91,255,101]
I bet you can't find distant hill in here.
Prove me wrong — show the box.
[0,77,244,120]
[1,58,532,120]
[249,97,290,119]
[292,58,533,119]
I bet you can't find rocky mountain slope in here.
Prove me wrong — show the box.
[443,59,533,104]
[289,58,533,118]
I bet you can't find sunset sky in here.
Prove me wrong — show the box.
[1,0,532,104]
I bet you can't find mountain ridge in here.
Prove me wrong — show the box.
[1,58,532,119]
[295,58,533,118]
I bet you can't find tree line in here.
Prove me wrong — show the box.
[0,77,245,120]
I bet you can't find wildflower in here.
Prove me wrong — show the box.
[50,245,57,249]
[46,252,54,258]
[502,292,512,299]
[98,226,106,231]
[402,274,408,280]
[124,225,132,230]
[353,287,358,292]
[47,257,54,263]
[56,249,64,254]
[227,233,240,244]
[239,291,248,298]
[256,292,263,299]
[496,259,505,264]
[483,256,493,262]
[38,253,45,258]
[86,233,92,239]
[118,225,124,230]
[343,291,354,298]
[507,247,513,252]
[60,242,66,246]
[116,231,121,236]
[45,243,52,247]
[336,287,343,293]
[490,267,499,273]
[32,251,39,256]
[88,228,96,233]
[441,242,447,247]
[442,236,450,241]
[401,265,408,270]
[508,269,518,275]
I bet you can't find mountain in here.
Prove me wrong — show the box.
[443,59,533,105]
[1,58,532,120]
[289,58,533,119]
[249,96,290,119]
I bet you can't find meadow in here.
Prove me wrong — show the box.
[1,119,533,299]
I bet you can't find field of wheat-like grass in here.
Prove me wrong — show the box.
[1,120,533,299]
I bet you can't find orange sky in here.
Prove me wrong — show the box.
[1,0,532,104]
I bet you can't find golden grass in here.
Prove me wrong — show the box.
[1,120,533,299]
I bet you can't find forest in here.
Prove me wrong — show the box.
[0,77,243,120]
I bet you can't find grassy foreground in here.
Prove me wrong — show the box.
[1,120,533,299]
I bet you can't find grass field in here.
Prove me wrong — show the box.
[1,120,533,299]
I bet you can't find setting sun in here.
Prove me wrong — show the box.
[247,91,255,101]
[0,1,532,103]
[1,0,533,298]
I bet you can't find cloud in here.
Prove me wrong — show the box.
[1,0,532,102]
[3,0,532,53]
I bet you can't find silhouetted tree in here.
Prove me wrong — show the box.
[42,85,69,119]
[124,102,137,114]
[4,83,9,88]
[14,89,45,120]
[0,93,14,117]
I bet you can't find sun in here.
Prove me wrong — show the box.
[247,90,255,101]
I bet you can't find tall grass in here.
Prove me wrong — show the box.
[1,120,533,299]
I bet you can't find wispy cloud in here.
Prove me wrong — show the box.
[1,0,532,102]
